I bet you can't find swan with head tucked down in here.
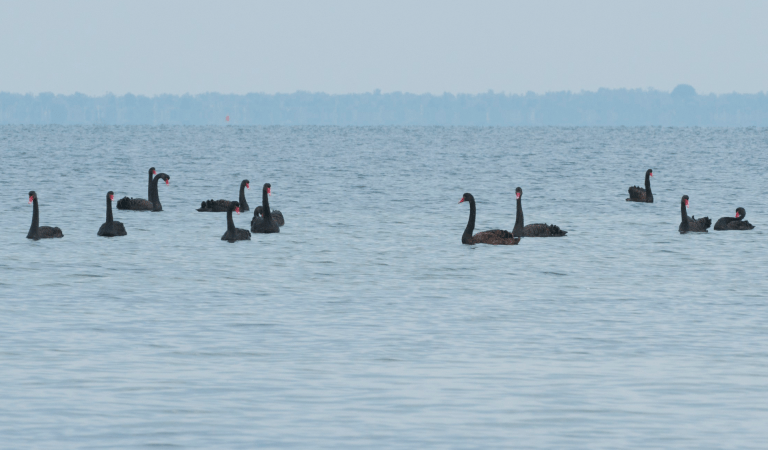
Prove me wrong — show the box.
[251,183,282,233]
[198,179,251,212]
[714,207,754,230]
[459,193,520,245]
[221,201,251,243]
[626,169,654,203]
[27,191,63,240]
[512,187,567,237]
[679,195,711,233]
[98,191,127,237]
[117,173,170,211]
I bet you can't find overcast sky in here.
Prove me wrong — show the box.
[1,0,766,96]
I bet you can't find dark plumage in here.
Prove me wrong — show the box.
[714,207,755,230]
[117,173,170,211]
[627,169,654,203]
[679,195,711,233]
[221,201,251,243]
[198,179,250,212]
[511,187,567,237]
[251,183,282,233]
[26,191,63,240]
[459,193,520,245]
[253,206,285,226]
[98,191,127,237]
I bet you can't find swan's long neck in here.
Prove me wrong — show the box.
[226,206,235,231]
[645,173,652,197]
[150,175,163,210]
[29,198,40,233]
[106,196,113,223]
[513,197,524,236]
[148,171,153,200]
[464,199,476,238]
[239,183,248,209]
[262,188,271,219]
[680,200,689,231]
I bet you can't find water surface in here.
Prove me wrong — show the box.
[1,126,767,448]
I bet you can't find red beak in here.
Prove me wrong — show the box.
[516,193,520,199]
[246,183,250,189]
[153,170,157,175]
[165,179,169,185]
[459,198,465,203]
[685,200,689,207]
[736,212,740,218]
[267,187,271,195]
[110,195,114,201]
[650,173,653,177]
[28,196,33,203]
[235,207,240,214]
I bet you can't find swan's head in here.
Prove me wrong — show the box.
[515,187,522,199]
[232,201,241,214]
[264,183,272,195]
[28,191,37,203]
[646,169,653,177]
[682,195,690,207]
[243,179,250,190]
[459,193,474,204]
[107,191,115,202]
[201,201,207,208]
[159,174,170,185]
[149,167,157,176]
[736,207,746,219]
[254,206,263,217]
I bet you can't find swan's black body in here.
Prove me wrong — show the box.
[627,169,654,203]
[714,207,754,230]
[27,191,63,240]
[98,191,127,237]
[251,183,281,233]
[198,180,250,212]
[511,187,567,237]
[253,206,285,226]
[221,201,251,243]
[117,173,170,211]
[459,193,520,245]
[679,195,711,233]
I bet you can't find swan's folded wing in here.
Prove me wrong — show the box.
[627,186,646,201]
[472,229,520,245]
[523,223,565,237]
[38,226,63,238]
[272,210,285,226]
[117,197,153,210]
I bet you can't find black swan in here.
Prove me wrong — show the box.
[714,207,755,230]
[251,183,282,233]
[221,201,251,243]
[197,179,251,212]
[27,191,63,240]
[459,193,520,245]
[511,187,567,237]
[626,169,654,203]
[679,195,711,233]
[98,191,127,237]
[117,173,170,211]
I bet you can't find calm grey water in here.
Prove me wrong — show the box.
[1,126,767,449]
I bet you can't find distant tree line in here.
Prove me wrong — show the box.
[1,85,767,126]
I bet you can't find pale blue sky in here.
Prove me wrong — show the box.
[1,0,766,96]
